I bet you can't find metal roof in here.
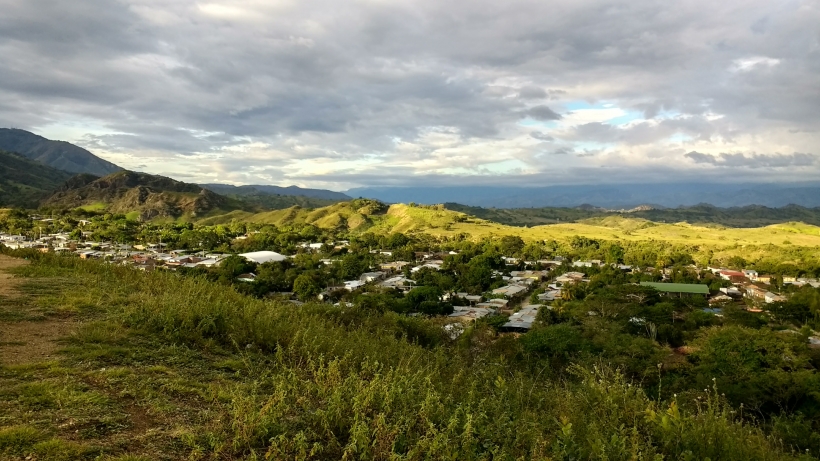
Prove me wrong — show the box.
[640,282,709,294]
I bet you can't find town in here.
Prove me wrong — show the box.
[3,212,818,339]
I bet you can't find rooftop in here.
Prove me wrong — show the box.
[640,282,710,295]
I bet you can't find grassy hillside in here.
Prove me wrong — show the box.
[219,200,820,252]
[0,150,73,208]
[0,128,121,177]
[42,171,244,220]
[0,252,804,460]
[445,203,820,228]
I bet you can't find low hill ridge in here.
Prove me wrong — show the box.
[43,171,239,220]
[201,183,351,201]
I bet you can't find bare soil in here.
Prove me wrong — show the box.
[0,254,77,365]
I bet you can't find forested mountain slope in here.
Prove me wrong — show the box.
[0,128,121,176]
[0,149,73,208]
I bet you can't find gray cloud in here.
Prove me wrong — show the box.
[685,151,818,168]
[0,0,817,188]
[523,106,562,121]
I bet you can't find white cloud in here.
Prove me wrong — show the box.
[730,56,781,72]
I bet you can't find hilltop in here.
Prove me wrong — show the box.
[0,150,73,208]
[202,183,351,201]
[200,200,486,234]
[42,171,242,220]
[0,128,121,177]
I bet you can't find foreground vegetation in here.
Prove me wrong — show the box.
[0,251,817,460]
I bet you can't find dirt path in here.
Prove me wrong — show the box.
[0,254,77,365]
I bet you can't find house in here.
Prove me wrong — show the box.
[509,277,535,286]
[448,306,496,321]
[236,273,257,282]
[343,280,365,291]
[411,263,441,273]
[537,260,564,267]
[640,282,710,298]
[491,285,527,298]
[537,290,561,302]
[572,261,594,268]
[379,276,414,289]
[764,292,786,304]
[464,294,482,304]
[360,271,386,283]
[709,294,733,304]
[719,270,747,283]
[743,269,758,279]
[509,270,547,281]
[719,287,742,297]
[500,305,540,332]
[195,258,221,268]
[379,261,410,272]
[745,285,767,300]
[756,275,772,284]
[783,276,797,284]
[239,251,287,264]
[555,272,586,283]
[476,298,509,309]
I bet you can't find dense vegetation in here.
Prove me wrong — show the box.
[1,250,818,459]
[0,150,72,207]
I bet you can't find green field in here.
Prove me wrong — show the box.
[76,202,107,212]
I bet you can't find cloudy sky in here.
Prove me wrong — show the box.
[1,0,818,190]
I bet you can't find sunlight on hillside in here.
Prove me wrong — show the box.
[200,201,820,252]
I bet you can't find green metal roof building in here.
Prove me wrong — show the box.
[640,282,710,297]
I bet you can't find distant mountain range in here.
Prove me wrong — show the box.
[0,128,121,177]
[347,184,820,209]
[0,129,353,216]
[201,184,351,201]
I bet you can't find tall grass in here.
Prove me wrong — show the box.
[7,252,811,460]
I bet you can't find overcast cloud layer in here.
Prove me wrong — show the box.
[1,0,818,189]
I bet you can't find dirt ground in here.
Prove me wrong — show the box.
[0,254,77,365]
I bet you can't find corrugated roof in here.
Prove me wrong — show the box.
[640,282,709,294]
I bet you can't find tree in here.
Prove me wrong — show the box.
[687,326,818,415]
[499,235,525,256]
[219,255,256,279]
[520,324,589,361]
[293,274,321,301]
